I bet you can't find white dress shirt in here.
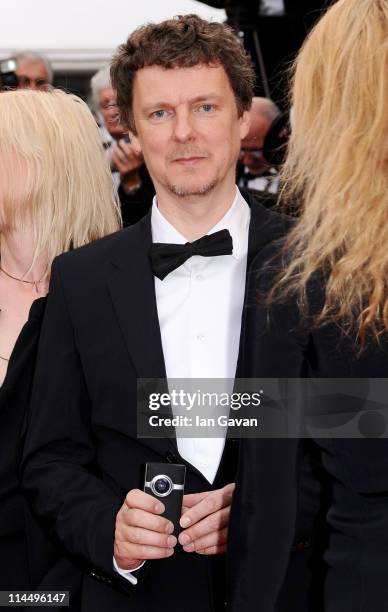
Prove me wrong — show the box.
[115,186,250,583]
[153,187,250,483]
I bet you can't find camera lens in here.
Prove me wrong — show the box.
[155,478,169,494]
[150,474,173,497]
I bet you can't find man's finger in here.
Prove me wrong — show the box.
[179,507,229,545]
[197,544,227,556]
[118,140,143,162]
[182,527,227,553]
[126,131,141,150]
[121,507,173,534]
[182,491,210,509]
[180,484,235,528]
[112,145,127,165]
[124,489,165,514]
[118,140,134,155]
[117,525,177,549]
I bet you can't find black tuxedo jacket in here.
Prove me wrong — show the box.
[22,194,301,612]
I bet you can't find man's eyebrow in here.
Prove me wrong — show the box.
[189,94,222,104]
[141,94,222,112]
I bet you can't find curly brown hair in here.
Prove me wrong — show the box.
[111,14,255,132]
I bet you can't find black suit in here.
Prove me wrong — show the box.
[0,298,81,611]
[228,242,388,611]
[22,195,309,611]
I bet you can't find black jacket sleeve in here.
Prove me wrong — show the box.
[21,259,132,594]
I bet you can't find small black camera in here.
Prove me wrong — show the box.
[0,58,19,91]
[149,475,174,497]
[144,462,186,536]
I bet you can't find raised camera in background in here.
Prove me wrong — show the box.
[0,58,19,91]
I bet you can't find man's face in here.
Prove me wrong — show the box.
[239,115,271,175]
[98,87,125,139]
[16,60,50,91]
[132,64,249,199]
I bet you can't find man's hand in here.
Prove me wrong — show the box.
[114,489,177,571]
[111,136,143,181]
[178,483,235,555]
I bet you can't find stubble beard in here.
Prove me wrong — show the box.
[167,178,218,199]
[166,147,218,198]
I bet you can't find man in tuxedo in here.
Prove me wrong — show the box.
[22,14,293,612]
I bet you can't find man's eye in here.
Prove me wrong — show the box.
[151,110,168,120]
[198,104,214,113]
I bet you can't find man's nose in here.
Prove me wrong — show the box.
[173,108,195,142]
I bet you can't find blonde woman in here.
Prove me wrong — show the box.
[229,1,388,611]
[0,89,120,603]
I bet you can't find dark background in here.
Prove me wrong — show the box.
[198,0,329,108]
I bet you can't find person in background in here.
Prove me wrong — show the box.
[228,0,388,610]
[238,96,281,196]
[14,50,53,91]
[91,66,154,226]
[0,89,120,608]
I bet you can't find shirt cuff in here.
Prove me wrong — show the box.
[113,557,145,585]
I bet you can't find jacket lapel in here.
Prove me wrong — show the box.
[107,213,166,379]
[107,214,180,460]
[235,192,292,378]
[245,190,291,267]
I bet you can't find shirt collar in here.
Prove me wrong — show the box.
[151,187,250,261]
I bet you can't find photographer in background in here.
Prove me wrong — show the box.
[0,58,18,91]
[91,67,154,226]
[0,51,52,93]
[15,51,53,91]
[238,96,281,198]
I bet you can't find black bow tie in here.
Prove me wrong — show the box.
[149,229,233,280]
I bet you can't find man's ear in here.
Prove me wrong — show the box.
[239,109,251,141]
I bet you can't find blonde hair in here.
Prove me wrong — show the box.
[0,89,121,278]
[277,0,388,344]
